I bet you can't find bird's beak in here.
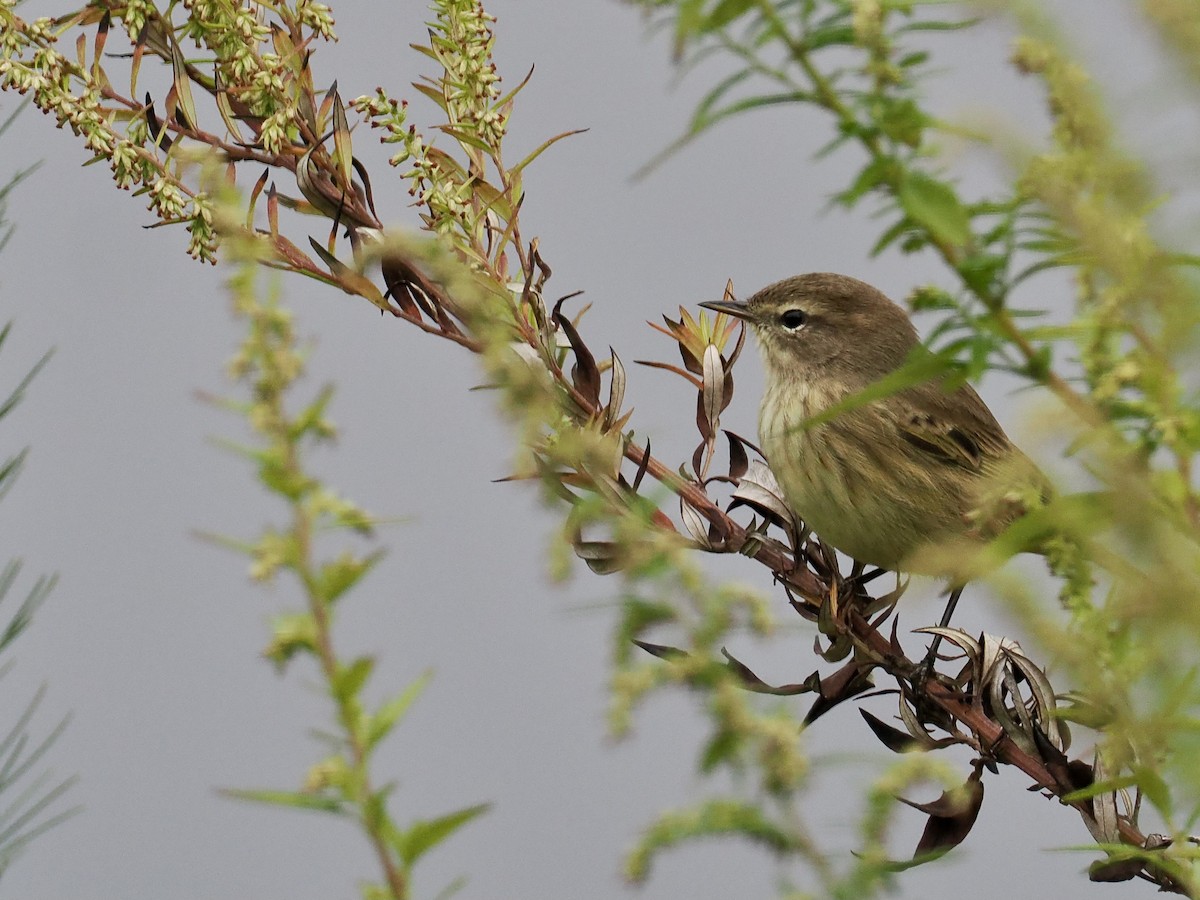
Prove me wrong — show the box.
[699,299,755,322]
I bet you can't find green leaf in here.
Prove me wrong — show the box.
[392,803,491,867]
[897,172,971,249]
[870,215,912,256]
[834,157,894,207]
[699,728,741,772]
[367,670,433,751]
[316,550,384,605]
[334,656,375,703]
[802,23,856,50]
[223,788,346,815]
[1132,766,1171,816]
[435,125,493,153]
[508,128,588,180]
[410,80,449,113]
[702,0,755,31]
[264,613,318,670]
[674,0,706,57]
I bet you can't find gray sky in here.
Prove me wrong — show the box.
[0,2,1183,898]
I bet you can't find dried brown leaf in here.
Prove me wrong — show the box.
[804,661,872,724]
[1087,857,1144,883]
[572,540,625,575]
[701,344,723,439]
[729,460,794,532]
[552,297,601,407]
[635,357,703,389]
[246,169,269,227]
[721,648,820,696]
[603,349,626,431]
[690,440,706,479]
[169,39,196,131]
[632,639,685,660]
[724,430,749,481]
[906,767,984,859]
[631,438,651,493]
[144,94,171,151]
[860,709,925,753]
[214,68,246,142]
[679,496,711,548]
[331,88,353,188]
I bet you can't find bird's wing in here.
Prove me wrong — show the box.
[895,382,1011,473]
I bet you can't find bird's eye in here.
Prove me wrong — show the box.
[780,309,808,330]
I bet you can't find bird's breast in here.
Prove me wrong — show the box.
[757,377,951,570]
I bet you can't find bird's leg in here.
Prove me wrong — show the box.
[844,560,882,605]
[920,584,965,680]
[851,566,888,587]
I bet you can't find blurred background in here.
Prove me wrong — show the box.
[0,2,1188,897]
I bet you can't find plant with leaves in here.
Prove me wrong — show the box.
[203,220,488,900]
[0,107,77,876]
[4,0,1200,896]
[623,0,1200,890]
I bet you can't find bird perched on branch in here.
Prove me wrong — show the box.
[702,273,1047,618]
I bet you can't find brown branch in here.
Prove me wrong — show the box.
[372,253,1185,893]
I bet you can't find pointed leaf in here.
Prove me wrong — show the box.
[860,709,925,753]
[169,40,197,130]
[897,172,970,249]
[729,460,794,531]
[393,803,491,867]
[905,767,984,859]
[367,670,432,750]
[679,496,711,548]
[632,639,687,661]
[551,297,600,407]
[331,89,353,187]
[700,344,723,439]
[214,68,245,142]
[223,788,345,815]
[602,349,626,431]
[334,656,374,703]
[721,648,818,696]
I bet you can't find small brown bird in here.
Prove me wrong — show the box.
[702,273,1044,593]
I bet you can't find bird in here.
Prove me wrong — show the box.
[701,273,1047,624]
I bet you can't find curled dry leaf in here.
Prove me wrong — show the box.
[720,648,820,696]
[679,496,712,549]
[699,343,724,442]
[602,349,626,432]
[803,661,873,724]
[572,540,626,575]
[168,37,197,130]
[1088,751,1121,844]
[331,88,354,189]
[860,709,927,753]
[913,626,981,663]
[977,633,1066,753]
[551,297,601,407]
[634,643,821,696]
[904,763,985,859]
[729,460,796,534]
[632,639,686,661]
[898,689,941,745]
[1087,857,1145,883]
[724,430,750,481]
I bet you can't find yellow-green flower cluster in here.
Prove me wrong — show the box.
[351,88,422,168]
[432,0,506,148]
[295,0,335,40]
